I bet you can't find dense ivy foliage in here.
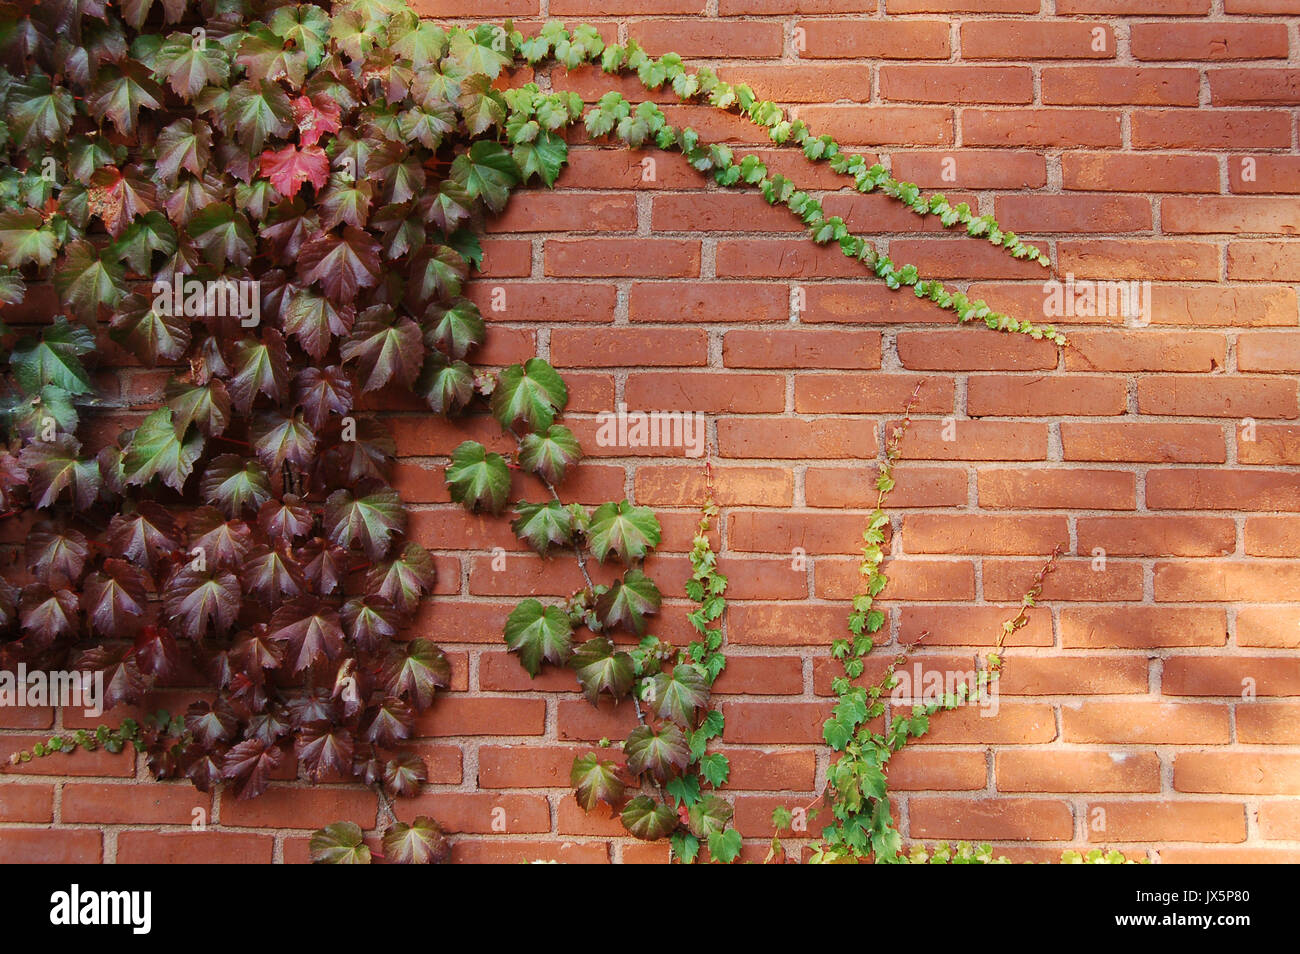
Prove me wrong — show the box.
[0,0,1088,864]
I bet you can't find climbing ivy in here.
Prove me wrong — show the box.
[0,0,1088,864]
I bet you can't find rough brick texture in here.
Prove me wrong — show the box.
[2,1,1299,865]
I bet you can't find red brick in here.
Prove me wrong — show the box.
[909,797,1074,840]
[1175,753,1300,794]
[0,829,102,863]
[798,19,950,59]
[1138,375,1297,419]
[961,21,1115,60]
[1132,110,1292,149]
[1042,67,1200,106]
[1076,515,1235,556]
[1062,423,1227,464]
[879,66,1033,104]
[963,109,1122,148]
[1063,702,1231,744]
[1087,801,1246,842]
[723,330,881,369]
[1163,656,1300,696]
[1132,23,1290,61]
[1063,152,1221,193]
[628,282,789,324]
[118,831,274,864]
[902,514,1068,555]
[544,238,700,277]
[978,468,1136,510]
[1061,606,1228,648]
[996,751,1161,793]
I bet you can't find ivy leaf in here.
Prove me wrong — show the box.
[407,245,467,308]
[449,140,520,213]
[518,425,581,485]
[166,378,230,438]
[383,754,428,798]
[0,210,58,268]
[324,485,405,560]
[201,454,272,518]
[189,203,256,267]
[164,565,241,639]
[510,500,573,556]
[687,793,734,840]
[123,407,205,492]
[383,638,450,710]
[490,358,567,432]
[110,295,191,365]
[423,297,484,360]
[267,3,332,69]
[87,61,163,135]
[53,242,127,318]
[513,130,568,187]
[284,289,355,362]
[11,317,95,396]
[226,80,293,153]
[310,822,371,864]
[83,560,149,639]
[295,365,353,430]
[227,330,290,413]
[222,739,283,800]
[20,585,79,647]
[252,411,317,471]
[365,542,435,615]
[447,26,511,79]
[444,441,510,515]
[259,144,330,199]
[268,599,346,673]
[621,795,678,841]
[340,307,424,392]
[503,598,573,676]
[588,501,661,564]
[154,35,230,100]
[382,816,450,864]
[299,226,381,302]
[415,353,473,416]
[708,827,743,864]
[570,636,634,705]
[105,503,181,572]
[596,569,662,636]
[7,74,75,149]
[571,753,626,812]
[26,524,89,581]
[625,723,690,785]
[296,724,354,782]
[651,664,710,727]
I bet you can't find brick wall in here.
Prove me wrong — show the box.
[3,0,1299,863]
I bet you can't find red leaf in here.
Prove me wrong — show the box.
[291,94,341,148]
[259,143,329,199]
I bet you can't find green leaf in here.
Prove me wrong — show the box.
[621,795,677,841]
[596,568,661,636]
[122,408,205,492]
[651,663,710,727]
[53,242,127,318]
[7,74,75,148]
[323,486,405,560]
[445,440,510,515]
[11,318,94,396]
[511,500,573,556]
[587,500,661,563]
[310,821,372,864]
[449,140,521,213]
[513,130,568,187]
[504,598,573,676]
[490,357,567,433]
[707,827,742,864]
[517,425,581,485]
[0,210,58,268]
[687,793,733,840]
[624,723,689,784]
[570,636,634,704]
[381,816,450,864]
[571,753,625,812]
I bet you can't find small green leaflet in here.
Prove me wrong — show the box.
[596,568,661,636]
[10,317,94,396]
[570,753,625,812]
[517,425,580,485]
[122,407,205,492]
[621,795,677,841]
[570,636,634,704]
[510,500,573,556]
[490,358,567,432]
[449,140,520,213]
[587,500,661,563]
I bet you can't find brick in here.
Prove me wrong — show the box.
[900,605,1055,647]
[1238,604,1300,647]
[890,150,1047,189]
[1147,469,1300,511]
[1138,375,1297,419]
[982,559,1144,602]
[792,105,955,146]
[1211,69,1300,106]
[117,831,274,864]
[1238,702,1300,743]
[896,419,1050,460]
[1087,801,1246,842]
[717,417,878,458]
[628,282,789,324]
[961,21,1114,60]
[0,783,54,822]
[1131,23,1290,61]
[63,783,210,824]
[886,749,988,791]
[978,468,1136,510]
[488,192,637,233]
[0,829,102,863]
[1062,153,1220,193]
[1062,422,1226,463]
[1229,241,1300,281]
[995,195,1152,233]
[1229,155,1300,193]
[1244,515,1300,556]
[1149,284,1298,326]
[721,701,831,743]
[466,282,616,324]
[717,63,871,103]
[1042,67,1200,106]
[1164,197,1300,235]
[909,797,1074,840]
[1076,515,1235,557]
[220,786,377,829]
[652,193,802,233]
[879,66,1033,104]
[963,109,1122,148]
[1239,331,1300,372]
[729,509,883,554]
[544,238,700,277]
[1061,606,1228,648]
[996,751,1161,793]
[416,697,546,736]
[716,238,865,278]
[1132,110,1292,149]
[814,557,975,600]
[796,374,954,415]
[725,603,849,647]
[1067,332,1224,372]
[800,282,969,324]
[797,19,950,59]
[1163,656,1300,696]
[805,464,968,508]
[1175,753,1300,794]
[998,656,1148,694]
[1057,239,1220,281]
[1156,560,1300,601]
[551,328,707,367]
[626,371,786,412]
[723,330,881,369]
[634,464,792,507]
[897,331,1058,371]
[902,514,1068,555]
[629,18,783,57]
[1062,702,1231,743]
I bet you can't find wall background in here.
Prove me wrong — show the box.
[2,0,1299,863]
